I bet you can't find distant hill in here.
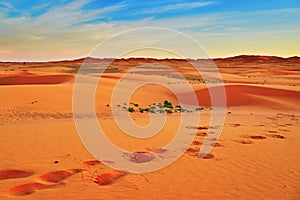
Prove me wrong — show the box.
[1,55,300,67]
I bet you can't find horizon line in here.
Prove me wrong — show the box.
[1,54,300,63]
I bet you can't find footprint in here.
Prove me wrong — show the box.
[269,134,285,139]
[210,142,222,147]
[230,123,241,127]
[235,140,253,144]
[198,153,214,159]
[206,137,218,141]
[186,126,208,130]
[6,182,65,196]
[82,160,101,166]
[185,148,199,156]
[92,170,127,186]
[128,152,155,163]
[278,129,289,132]
[0,170,34,181]
[38,169,84,183]
[192,141,202,145]
[268,130,277,133]
[249,135,266,140]
[266,117,276,120]
[196,132,207,136]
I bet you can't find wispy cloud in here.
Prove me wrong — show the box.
[135,1,215,14]
[0,0,128,60]
[161,1,215,11]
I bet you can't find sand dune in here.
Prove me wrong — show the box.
[0,70,73,85]
[180,84,300,109]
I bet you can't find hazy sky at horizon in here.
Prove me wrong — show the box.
[0,0,299,61]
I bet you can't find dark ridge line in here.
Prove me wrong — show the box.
[1,55,300,64]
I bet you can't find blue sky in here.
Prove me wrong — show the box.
[0,0,299,61]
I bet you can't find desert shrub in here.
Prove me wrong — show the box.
[157,103,163,108]
[195,107,204,111]
[157,110,165,114]
[144,108,150,112]
[128,107,135,112]
[166,109,173,114]
[175,105,182,111]
[139,108,144,113]
[150,105,156,110]
[150,109,155,113]
[163,100,173,109]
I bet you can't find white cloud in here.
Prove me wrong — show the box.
[162,1,215,11]
[136,1,215,14]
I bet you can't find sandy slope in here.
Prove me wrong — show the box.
[0,56,299,199]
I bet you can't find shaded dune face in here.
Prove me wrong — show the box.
[0,70,73,85]
[6,182,65,196]
[180,85,300,107]
[0,170,34,180]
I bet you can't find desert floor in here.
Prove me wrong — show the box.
[0,56,299,199]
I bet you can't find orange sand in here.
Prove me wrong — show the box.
[0,56,299,199]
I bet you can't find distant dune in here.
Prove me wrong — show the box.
[0,70,73,85]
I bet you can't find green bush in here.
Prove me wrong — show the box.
[128,107,135,112]
[150,105,156,109]
[166,109,173,114]
[157,109,165,114]
[149,109,155,113]
[163,100,173,109]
